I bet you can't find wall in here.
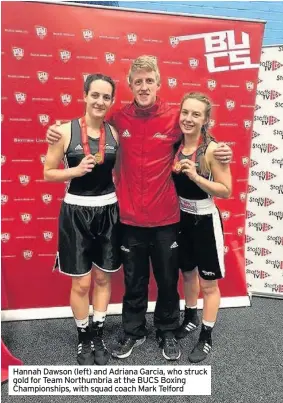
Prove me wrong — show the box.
[117,1,283,45]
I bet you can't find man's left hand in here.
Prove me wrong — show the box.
[213,142,232,164]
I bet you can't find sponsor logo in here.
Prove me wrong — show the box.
[12,47,24,60]
[42,194,52,204]
[248,185,257,193]
[14,92,27,104]
[273,129,283,139]
[170,241,178,249]
[177,30,259,72]
[246,81,254,91]
[153,133,167,139]
[251,171,276,181]
[242,157,249,166]
[105,52,115,64]
[38,114,50,126]
[35,26,47,39]
[266,259,283,270]
[248,222,273,232]
[23,250,33,260]
[202,270,214,276]
[1,195,8,205]
[245,235,254,243]
[208,119,215,128]
[1,155,6,165]
[249,197,274,207]
[260,60,283,71]
[168,78,177,88]
[82,73,91,82]
[254,115,280,125]
[244,120,252,129]
[127,33,137,44]
[255,104,261,111]
[250,159,258,168]
[188,58,199,69]
[267,235,283,246]
[221,211,230,221]
[121,245,130,253]
[237,227,244,236]
[82,29,94,41]
[1,233,11,243]
[43,231,53,241]
[207,79,217,91]
[246,210,256,219]
[252,130,261,139]
[18,175,30,186]
[257,89,281,100]
[252,143,278,153]
[20,213,32,223]
[272,158,283,169]
[258,78,263,84]
[246,269,270,279]
[122,129,131,138]
[245,258,253,266]
[226,99,235,110]
[277,75,283,81]
[59,50,71,63]
[264,283,283,293]
[247,247,271,256]
[40,155,46,164]
[269,211,283,221]
[37,71,49,83]
[61,93,72,106]
[240,192,246,202]
[169,36,179,48]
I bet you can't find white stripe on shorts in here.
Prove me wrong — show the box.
[64,192,117,207]
[211,208,225,277]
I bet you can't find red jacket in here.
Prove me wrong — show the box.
[110,99,181,227]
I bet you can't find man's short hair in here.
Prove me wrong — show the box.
[128,55,160,85]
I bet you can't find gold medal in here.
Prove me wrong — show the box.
[94,152,103,164]
[174,162,182,173]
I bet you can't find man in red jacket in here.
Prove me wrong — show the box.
[46,56,232,361]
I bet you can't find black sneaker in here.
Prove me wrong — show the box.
[77,327,95,366]
[156,330,181,361]
[91,322,110,365]
[175,307,200,339]
[112,335,146,359]
[188,325,212,363]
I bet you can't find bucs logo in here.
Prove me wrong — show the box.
[15,92,27,105]
[37,71,49,83]
[40,155,46,165]
[240,192,247,202]
[82,29,94,41]
[61,94,72,106]
[208,119,215,128]
[21,213,32,223]
[42,194,52,204]
[188,58,199,69]
[237,227,244,236]
[43,231,53,241]
[168,78,177,88]
[226,100,235,111]
[127,33,137,44]
[12,47,24,60]
[1,233,10,243]
[242,157,249,166]
[38,114,50,126]
[246,81,254,92]
[23,250,33,260]
[19,175,30,186]
[244,120,252,129]
[222,211,230,221]
[82,73,90,83]
[1,195,8,205]
[1,155,6,166]
[207,79,216,91]
[105,53,115,64]
[59,50,71,63]
[224,246,229,254]
[169,37,179,48]
[35,26,47,39]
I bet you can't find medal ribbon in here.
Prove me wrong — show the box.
[80,116,106,164]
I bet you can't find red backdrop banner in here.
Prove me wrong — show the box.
[1,1,264,310]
